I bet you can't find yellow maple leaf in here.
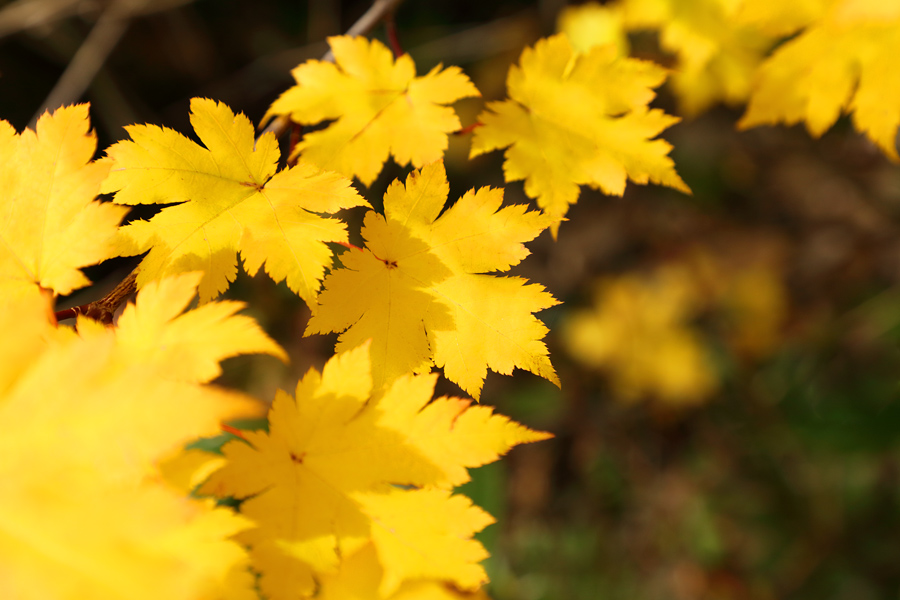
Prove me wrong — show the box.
[470,34,689,236]
[0,274,282,600]
[101,98,367,305]
[305,161,558,398]
[266,35,480,187]
[739,0,900,160]
[0,105,126,303]
[200,343,548,598]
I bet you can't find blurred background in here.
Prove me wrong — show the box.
[5,1,900,599]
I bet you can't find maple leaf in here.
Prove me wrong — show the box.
[0,105,126,303]
[200,343,549,598]
[101,98,367,305]
[0,274,282,600]
[739,0,900,161]
[305,161,558,398]
[265,35,480,187]
[470,33,689,236]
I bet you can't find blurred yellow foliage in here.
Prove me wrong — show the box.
[739,0,900,161]
[564,265,716,407]
[557,2,629,56]
[564,248,786,408]
[559,0,778,116]
[691,251,787,359]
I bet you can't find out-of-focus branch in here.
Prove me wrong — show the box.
[258,0,406,140]
[14,0,202,124]
[0,0,104,39]
[0,0,194,40]
[30,0,130,124]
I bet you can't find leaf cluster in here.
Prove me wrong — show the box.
[5,2,900,598]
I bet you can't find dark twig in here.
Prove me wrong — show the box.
[55,270,138,324]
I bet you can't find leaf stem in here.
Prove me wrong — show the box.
[287,122,303,167]
[335,241,365,252]
[384,11,404,58]
[454,122,483,136]
[220,423,247,439]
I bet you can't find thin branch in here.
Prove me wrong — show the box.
[55,269,137,324]
[0,0,105,40]
[330,0,405,54]
[31,0,132,124]
[27,0,206,123]
[0,0,195,40]
[258,0,406,140]
[405,12,536,65]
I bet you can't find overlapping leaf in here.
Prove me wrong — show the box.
[102,98,367,305]
[200,343,549,599]
[739,0,900,160]
[76,272,287,382]
[0,105,125,304]
[471,34,689,236]
[305,161,558,398]
[266,35,480,186]
[0,273,283,600]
